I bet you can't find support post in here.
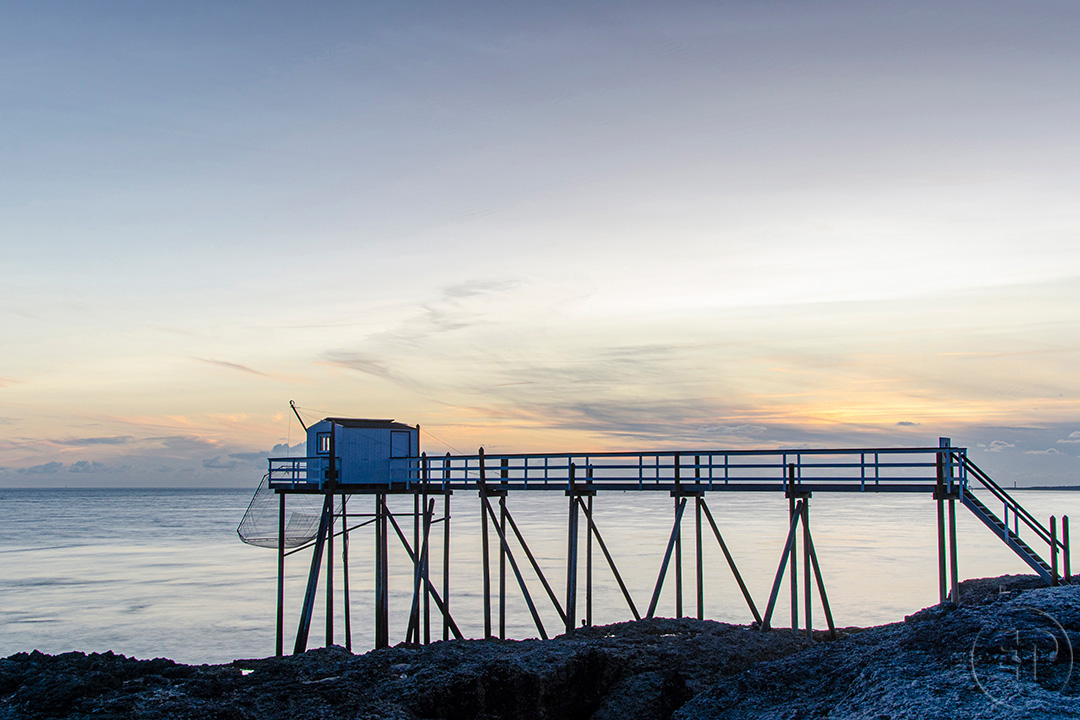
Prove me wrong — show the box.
[412,489,420,639]
[787,464,799,630]
[936,494,947,604]
[696,496,704,620]
[342,494,352,652]
[935,443,948,604]
[375,493,389,648]
[586,491,593,627]
[406,500,436,644]
[802,498,812,637]
[1051,515,1059,587]
[294,494,332,654]
[675,456,683,618]
[325,426,336,648]
[1064,515,1071,580]
[443,455,452,642]
[499,467,507,640]
[565,463,580,633]
[948,496,959,604]
[479,449,492,639]
[325,495,333,647]
[276,491,285,657]
[422,458,430,645]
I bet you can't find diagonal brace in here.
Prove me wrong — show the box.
[577,497,640,620]
[503,504,567,625]
[478,490,549,639]
[700,499,761,624]
[385,507,464,639]
[647,498,688,618]
[761,500,804,631]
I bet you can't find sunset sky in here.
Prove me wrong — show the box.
[3,1,1080,486]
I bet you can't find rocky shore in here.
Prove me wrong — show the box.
[2,575,1076,719]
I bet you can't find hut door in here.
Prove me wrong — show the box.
[390,431,411,458]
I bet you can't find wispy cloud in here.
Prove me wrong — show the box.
[1057,431,1080,444]
[54,436,134,446]
[69,460,129,473]
[152,435,224,453]
[699,424,767,435]
[319,352,415,388]
[984,440,1016,452]
[203,456,241,470]
[195,358,270,377]
[17,462,63,474]
[1025,448,1062,455]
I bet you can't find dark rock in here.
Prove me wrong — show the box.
[674,580,1079,720]
[1,576,1075,720]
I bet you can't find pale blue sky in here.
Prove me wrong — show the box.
[2,1,1080,486]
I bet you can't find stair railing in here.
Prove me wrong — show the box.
[957,453,1069,583]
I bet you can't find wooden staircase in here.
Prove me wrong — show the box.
[957,455,1069,585]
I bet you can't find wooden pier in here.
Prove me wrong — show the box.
[238,419,1071,656]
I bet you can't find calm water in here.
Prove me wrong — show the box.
[1,487,1076,665]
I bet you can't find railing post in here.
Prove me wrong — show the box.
[939,437,952,494]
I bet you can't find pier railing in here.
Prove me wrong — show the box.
[268,446,968,492]
[391,446,965,493]
[268,456,340,488]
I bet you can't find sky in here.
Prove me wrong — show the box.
[2,0,1080,487]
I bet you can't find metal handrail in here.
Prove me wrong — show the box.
[957,454,1054,547]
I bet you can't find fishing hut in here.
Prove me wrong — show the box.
[238,412,1072,656]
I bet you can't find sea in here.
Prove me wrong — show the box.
[1,486,1076,665]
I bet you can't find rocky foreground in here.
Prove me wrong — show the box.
[1,575,1076,719]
